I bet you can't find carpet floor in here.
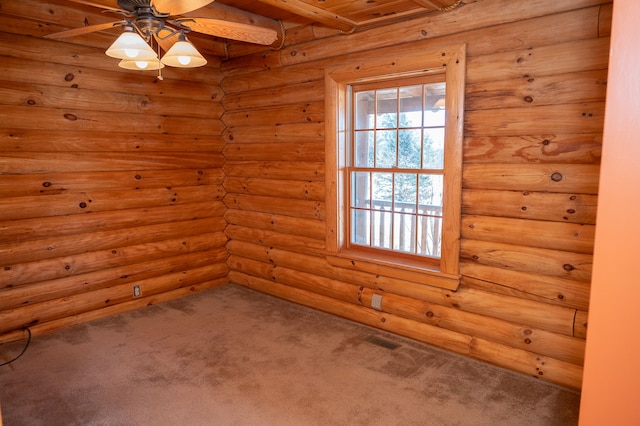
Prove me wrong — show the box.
[0,284,580,425]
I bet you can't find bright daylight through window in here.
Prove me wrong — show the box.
[349,76,446,260]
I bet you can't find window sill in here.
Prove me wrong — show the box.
[326,251,460,291]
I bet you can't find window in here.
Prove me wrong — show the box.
[349,76,446,261]
[325,44,466,290]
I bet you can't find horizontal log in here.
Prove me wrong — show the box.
[225,209,325,240]
[0,80,223,119]
[460,239,593,283]
[0,279,228,345]
[223,193,324,220]
[463,134,602,164]
[463,164,600,194]
[460,262,591,311]
[222,63,324,93]
[223,177,325,201]
[222,142,325,162]
[462,189,598,224]
[0,201,225,244]
[0,217,223,265]
[222,102,324,127]
[465,69,608,110]
[466,36,610,84]
[230,272,581,389]
[0,263,229,334]
[223,161,325,181]
[222,80,324,110]
[0,152,224,174]
[225,225,325,254]
[469,337,583,389]
[223,122,324,143]
[0,129,225,153]
[0,105,224,135]
[0,249,227,310]
[358,287,585,365]
[461,215,595,254]
[465,102,605,136]
[0,186,224,221]
[0,169,223,198]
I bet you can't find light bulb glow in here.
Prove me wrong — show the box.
[178,56,191,66]
[106,30,157,61]
[135,61,149,69]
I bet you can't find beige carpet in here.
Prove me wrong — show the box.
[0,284,580,425]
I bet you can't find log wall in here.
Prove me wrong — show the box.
[221,0,611,389]
[0,1,228,342]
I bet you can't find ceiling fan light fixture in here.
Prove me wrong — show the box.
[106,28,157,61]
[118,58,165,70]
[161,34,207,68]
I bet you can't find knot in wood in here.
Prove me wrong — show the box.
[550,172,563,182]
[563,263,575,271]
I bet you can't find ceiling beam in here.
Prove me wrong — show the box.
[254,0,357,33]
[411,0,462,11]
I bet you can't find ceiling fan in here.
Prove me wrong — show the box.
[45,0,278,70]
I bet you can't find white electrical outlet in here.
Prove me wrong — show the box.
[371,294,383,311]
[133,285,141,298]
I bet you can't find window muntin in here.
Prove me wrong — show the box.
[348,77,446,260]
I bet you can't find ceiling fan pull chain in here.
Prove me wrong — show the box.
[156,38,164,80]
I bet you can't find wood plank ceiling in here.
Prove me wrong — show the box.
[29,0,464,59]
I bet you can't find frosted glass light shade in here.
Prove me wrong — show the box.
[161,38,207,68]
[118,59,164,70]
[106,31,157,60]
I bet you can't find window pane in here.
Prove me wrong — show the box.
[371,172,392,210]
[351,171,370,208]
[416,214,442,257]
[355,91,374,130]
[354,131,374,167]
[351,208,370,246]
[394,173,417,212]
[424,82,446,127]
[398,129,422,169]
[423,128,445,169]
[418,174,443,213]
[399,85,423,128]
[393,212,416,253]
[375,130,396,168]
[376,88,397,129]
[372,210,392,249]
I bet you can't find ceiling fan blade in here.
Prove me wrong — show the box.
[44,21,122,39]
[67,0,121,10]
[151,0,214,15]
[183,18,278,45]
